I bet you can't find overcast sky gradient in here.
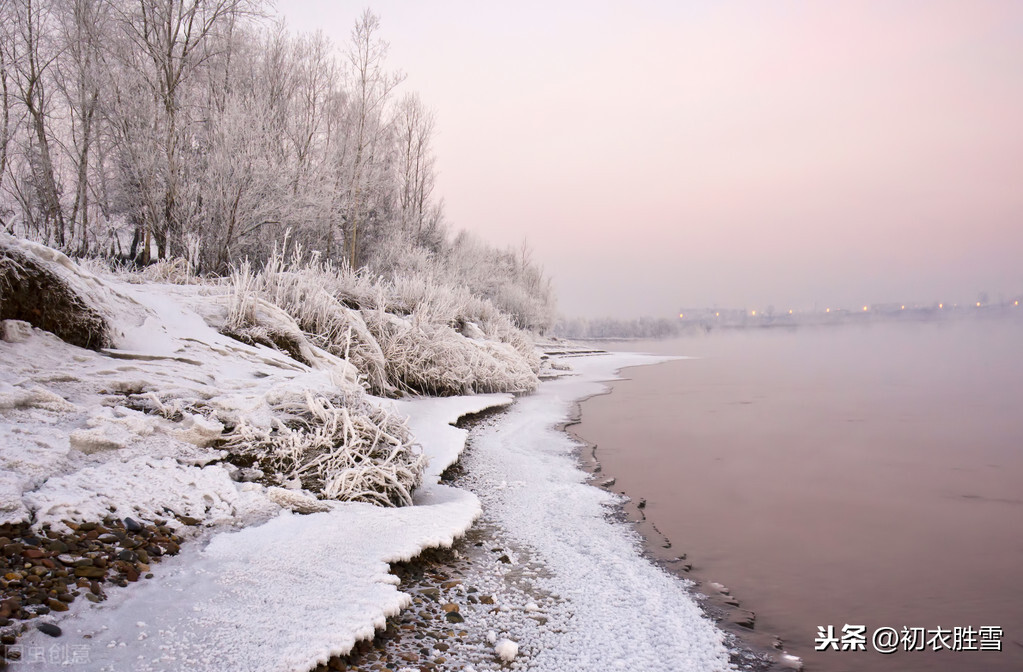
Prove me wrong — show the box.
[281,1,1023,318]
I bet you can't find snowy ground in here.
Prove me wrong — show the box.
[11,394,507,672]
[1,242,733,671]
[9,350,737,672]
[449,353,734,671]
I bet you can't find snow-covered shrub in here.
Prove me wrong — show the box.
[136,257,200,284]
[442,232,556,332]
[218,260,317,366]
[225,249,541,397]
[367,312,538,396]
[224,252,393,394]
[384,272,542,375]
[222,389,425,507]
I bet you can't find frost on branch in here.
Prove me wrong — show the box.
[222,389,425,507]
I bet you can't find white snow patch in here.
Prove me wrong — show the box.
[494,638,519,662]
[266,486,332,514]
[23,457,271,532]
[0,471,28,525]
[391,394,513,484]
[19,483,480,672]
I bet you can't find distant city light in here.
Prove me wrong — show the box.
[901,305,905,310]
[1016,301,1020,307]
[788,309,793,315]
[679,313,684,319]
[939,303,944,309]
[976,302,981,307]
[863,306,868,312]
[715,312,720,317]
[751,310,757,316]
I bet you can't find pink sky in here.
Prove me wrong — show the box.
[282,1,1023,318]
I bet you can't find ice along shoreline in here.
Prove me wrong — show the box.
[439,350,735,670]
[8,341,741,671]
[565,355,801,672]
[320,349,745,672]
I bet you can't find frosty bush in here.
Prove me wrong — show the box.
[368,313,537,396]
[223,251,391,393]
[225,250,541,397]
[222,389,425,507]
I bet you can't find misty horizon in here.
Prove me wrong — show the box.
[281,0,1023,320]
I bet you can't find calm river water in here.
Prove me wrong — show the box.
[572,317,1023,672]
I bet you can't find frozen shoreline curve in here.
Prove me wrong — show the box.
[14,351,734,671]
[452,351,733,671]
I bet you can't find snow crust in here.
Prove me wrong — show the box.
[458,352,733,671]
[14,396,497,672]
[391,394,513,483]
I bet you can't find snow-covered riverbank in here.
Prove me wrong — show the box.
[13,394,513,672]
[8,349,737,671]
[2,237,735,670]
[448,353,733,671]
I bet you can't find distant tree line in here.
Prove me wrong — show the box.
[0,1,554,330]
[554,316,684,340]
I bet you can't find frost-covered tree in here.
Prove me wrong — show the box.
[394,92,438,243]
[107,0,257,262]
[0,3,558,331]
[336,9,403,268]
[52,0,109,255]
[3,0,68,247]
[0,21,13,233]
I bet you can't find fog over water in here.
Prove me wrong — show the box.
[573,318,1023,671]
[281,1,1023,318]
